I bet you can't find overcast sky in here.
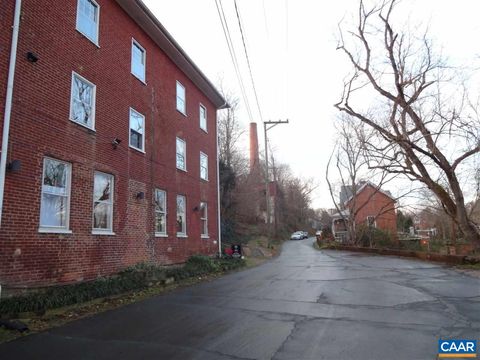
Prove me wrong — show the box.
[143,0,480,209]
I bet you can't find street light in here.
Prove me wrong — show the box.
[263,119,289,239]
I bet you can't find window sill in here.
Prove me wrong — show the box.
[200,127,208,134]
[176,109,187,117]
[200,178,209,182]
[69,118,96,133]
[176,167,188,173]
[177,234,188,238]
[76,29,100,48]
[201,235,209,239]
[131,72,147,85]
[38,228,72,234]
[155,233,168,238]
[92,230,116,236]
[129,145,146,154]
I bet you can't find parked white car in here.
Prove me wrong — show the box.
[290,231,304,240]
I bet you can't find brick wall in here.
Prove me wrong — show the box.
[347,185,397,234]
[0,0,219,287]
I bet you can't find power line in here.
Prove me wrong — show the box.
[233,0,263,122]
[214,0,254,122]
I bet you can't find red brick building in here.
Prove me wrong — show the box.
[0,0,226,288]
[332,182,397,240]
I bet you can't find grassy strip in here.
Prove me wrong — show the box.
[0,256,245,317]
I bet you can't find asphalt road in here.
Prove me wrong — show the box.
[1,239,479,359]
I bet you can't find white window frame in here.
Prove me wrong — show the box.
[200,152,208,181]
[200,202,208,238]
[39,157,72,234]
[76,0,100,45]
[176,81,186,115]
[131,39,146,83]
[176,137,186,171]
[70,72,96,130]
[129,107,145,152]
[154,189,167,237]
[92,171,115,235]
[199,104,207,132]
[176,195,187,237]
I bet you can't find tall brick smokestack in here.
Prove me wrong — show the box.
[249,122,260,173]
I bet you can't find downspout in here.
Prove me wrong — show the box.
[216,107,223,257]
[0,0,22,227]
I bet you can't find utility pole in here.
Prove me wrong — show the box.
[263,119,289,240]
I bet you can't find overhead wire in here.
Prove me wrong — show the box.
[214,0,254,122]
[233,0,263,122]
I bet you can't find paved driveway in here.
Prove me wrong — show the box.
[1,239,479,359]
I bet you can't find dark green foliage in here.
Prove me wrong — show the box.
[0,256,245,316]
[356,224,393,248]
[397,210,414,233]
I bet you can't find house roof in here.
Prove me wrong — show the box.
[115,0,228,109]
[343,181,395,206]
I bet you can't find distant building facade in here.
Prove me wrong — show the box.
[332,182,397,240]
[0,0,226,288]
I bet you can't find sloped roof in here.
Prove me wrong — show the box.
[115,0,228,109]
[343,181,395,206]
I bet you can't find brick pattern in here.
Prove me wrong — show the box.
[347,185,397,234]
[0,0,219,287]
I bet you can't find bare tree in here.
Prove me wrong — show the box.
[336,0,480,245]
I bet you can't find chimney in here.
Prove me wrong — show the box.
[249,122,260,172]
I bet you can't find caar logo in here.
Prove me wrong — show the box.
[438,339,476,358]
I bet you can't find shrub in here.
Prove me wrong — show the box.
[0,256,246,317]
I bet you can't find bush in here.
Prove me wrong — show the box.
[356,225,393,248]
[0,256,246,316]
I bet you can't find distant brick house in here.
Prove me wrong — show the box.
[332,182,397,241]
[0,0,226,288]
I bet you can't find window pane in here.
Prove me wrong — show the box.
[40,158,70,229]
[200,106,207,130]
[40,194,68,227]
[132,42,145,80]
[177,196,186,234]
[176,138,185,169]
[43,160,67,191]
[94,173,111,203]
[130,131,142,149]
[93,202,112,229]
[155,190,166,212]
[155,213,165,233]
[78,0,98,42]
[176,82,185,113]
[71,75,94,127]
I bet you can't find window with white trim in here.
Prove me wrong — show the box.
[199,104,207,131]
[129,108,145,151]
[200,202,208,238]
[39,158,71,231]
[76,0,99,44]
[176,195,186,236]
[176,137,186,171]
[131,40,146,82]
[367,216,376,228]
[93,172,114,232]
[176,81,186,114]
[70,72,96,129]
[200,152,208,180]
[154,189,167,236]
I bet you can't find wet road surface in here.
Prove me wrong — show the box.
[1,238,479,359]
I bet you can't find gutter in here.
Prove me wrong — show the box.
[0,0,22,227]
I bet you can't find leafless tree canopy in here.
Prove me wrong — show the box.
[335,0,480,245]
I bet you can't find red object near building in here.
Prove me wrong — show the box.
[0,0,226,288]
